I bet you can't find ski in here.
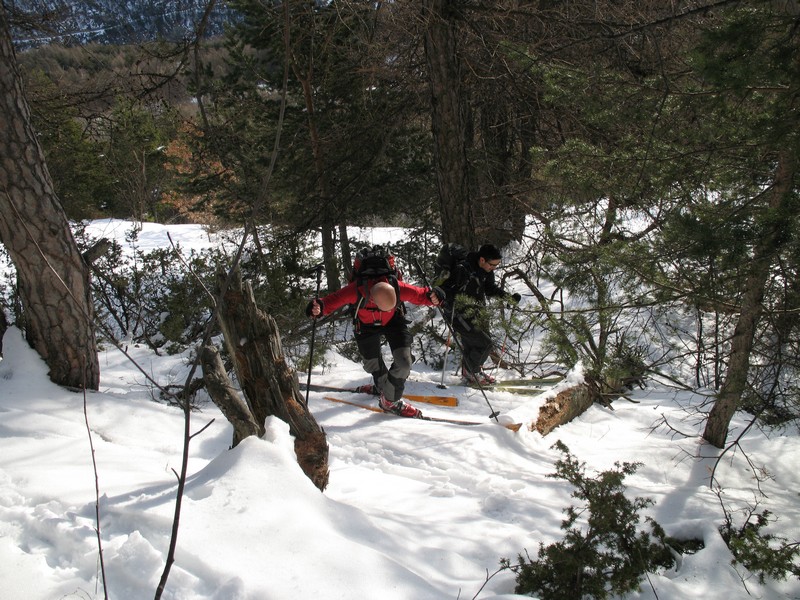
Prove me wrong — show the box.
[492,386,546,396]
[494,377,562,386]
[461,380,543,392]
[463,383,545,395]
[320,396,522,431]
[461,378,560,392]
[300,382,458,407]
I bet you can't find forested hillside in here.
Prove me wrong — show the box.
[4,0,800,441]
[9,0,232,47]
[0,3,799,595]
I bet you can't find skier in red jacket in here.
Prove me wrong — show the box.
[307,277,443,418]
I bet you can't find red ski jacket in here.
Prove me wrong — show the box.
[317,277,435,327]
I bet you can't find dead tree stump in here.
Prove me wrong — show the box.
[214,269,329,491]
[200,344,261,448]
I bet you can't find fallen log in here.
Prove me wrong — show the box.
[533,384,593,436]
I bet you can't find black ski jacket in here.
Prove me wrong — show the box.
[441,252,507,315]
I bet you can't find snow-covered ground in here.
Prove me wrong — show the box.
[0,220,797,599]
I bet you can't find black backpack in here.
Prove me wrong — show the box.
[434,242,469,287]
[350,245,404,319]
[351,245,400,281]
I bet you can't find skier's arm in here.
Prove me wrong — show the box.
[398,281,442,306]
[484,274,521,305]
[305,282,358,316]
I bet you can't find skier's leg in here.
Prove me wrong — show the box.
[356,329,388,393]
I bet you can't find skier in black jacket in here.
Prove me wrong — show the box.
[440,244,520,385]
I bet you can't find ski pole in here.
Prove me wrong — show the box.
[438,328,451,389]
[412,257,500,421]
[305,263,324,406]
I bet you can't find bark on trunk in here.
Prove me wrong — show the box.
[295,64,341,292]
[533,371,641,436]
[216,269,329,491]
[200,343,261,448]
[339,223,352,281]
[0,5,99,389]
[534,384,594,436]
[422,0,476,247]
[703,154,796,448]
[321,224,340,291]
[0,308,6,357]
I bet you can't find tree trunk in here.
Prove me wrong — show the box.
[0,308,7,357]
[321,224,340,291]
[0,4,99,390]
[295,62,341,292]
[422,0,476,247]
[703,153,796,448]
[534,384,593,436]
[475,97,527,246]
[216,269,329,491]
[339,223,352,281]
[200,343,261,448]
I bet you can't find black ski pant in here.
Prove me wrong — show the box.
[355,317,413,402]
[452,314,493,375]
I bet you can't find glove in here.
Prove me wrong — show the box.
[428,286,446,305]
[505,292,521,308]
[306,299,322,318]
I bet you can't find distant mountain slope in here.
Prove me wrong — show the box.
[9,0,234,48]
